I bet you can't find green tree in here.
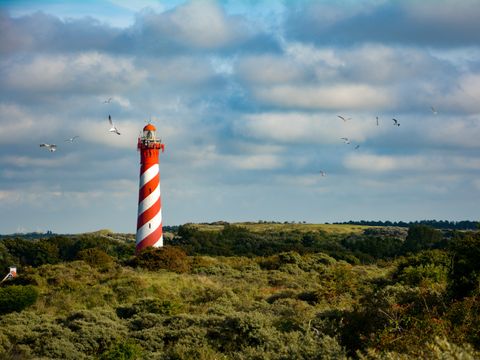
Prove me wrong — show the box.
[402,225,443,254]
[448,231,480,299]
[0,285,38,315]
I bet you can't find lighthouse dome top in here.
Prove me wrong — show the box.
[143,123,156,131]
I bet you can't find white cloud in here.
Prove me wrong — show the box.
[236,112,383,144]
[138,0,251,50]
[237,54,307,85]
[425,116,480,148]
[343,153,433,173]
[144,56,217,85]
[442,73,480,113]
[343,152,480,174]
[230,154,281,170]
[253,83,394,110]
[1,52,147,94]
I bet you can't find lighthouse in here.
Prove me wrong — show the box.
[136,123,165,253]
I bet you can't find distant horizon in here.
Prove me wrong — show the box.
[2,218,478,236]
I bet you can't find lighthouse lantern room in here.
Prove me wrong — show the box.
[136,123,165,253]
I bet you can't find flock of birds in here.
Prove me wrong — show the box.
[39,98,439,182]
[39,98,120,152]
[318,106,438,177]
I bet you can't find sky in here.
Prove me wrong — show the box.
[0,0,479,234]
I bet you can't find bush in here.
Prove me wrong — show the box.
[76,247,114,269]
[0,285,38,315]
[130,246,191,273]
[448,231,480,299]
[100,340,143,360]
[402,225,443,254]
[117,298,182,319]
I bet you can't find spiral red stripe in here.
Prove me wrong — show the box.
[136,222,163,251]
[138,175,160,205]
[137,196,161,229]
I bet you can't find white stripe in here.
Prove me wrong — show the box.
[136,210,162,244]
[138,184,160,216]
[139,164,159,188]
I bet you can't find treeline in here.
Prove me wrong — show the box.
[170,224,449,264]
[334,219,479,230]
[0,224,465,269]
[0,234,134,269]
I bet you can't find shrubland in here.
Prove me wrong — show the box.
[0,222,478,359]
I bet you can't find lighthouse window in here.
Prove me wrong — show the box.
[149,223,151,229]
[149,188,152,194]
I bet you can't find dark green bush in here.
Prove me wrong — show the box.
[0,285,38,315]
[100,340,143,360]
[76,247,114,269]
[448,231,480,299]
[117,298,182,319]
[402,225,444,254]
[130,246,191,273]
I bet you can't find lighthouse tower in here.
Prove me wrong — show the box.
[136,123,165,253]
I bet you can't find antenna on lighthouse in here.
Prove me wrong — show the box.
[136,122,165,253]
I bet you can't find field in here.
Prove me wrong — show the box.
[0,223,478,359]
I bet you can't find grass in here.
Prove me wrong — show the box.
[192,222,374,235]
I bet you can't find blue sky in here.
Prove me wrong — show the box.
[0,0,479,233]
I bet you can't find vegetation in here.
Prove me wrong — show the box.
[0,222,478,359]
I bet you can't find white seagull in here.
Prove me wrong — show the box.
[319,170,326,177]
[341,137,350,144]
[337,115,351,122]
[40,143,57,152]
[376,116,379,126]
[64,136,79,143]
[104,97,112,104]
[431,106,438,115]
[392,118,400,126]
[108,115,121,135]
[354,144,360,150]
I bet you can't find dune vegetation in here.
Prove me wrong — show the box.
[0,222,479,359]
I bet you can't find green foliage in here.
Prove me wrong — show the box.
[402,225,444,254]
[117,298,182,319]
[0,285,38,315]
[76,247,114,269]
[342,233,404,260]
[448,231,480,298]
[0,225,479,359]
[99,340,143,360]
[130,246,191,273]
[393,250,450,287]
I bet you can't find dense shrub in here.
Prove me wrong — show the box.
[393,250,450,287]
[117,298,182,319]
[130,246,191,273]
[99,340,143,360]
[402,225,444,254]
[76,247,114,269]
[0,285,38,315]
[448,231,480,299]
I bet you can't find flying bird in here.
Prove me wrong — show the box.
[108,115,121,135]
[392,118,400,126]
[341,137,350,144]
[319,171,326,177]
[64,136,79,143]
[103,97,112,104]
[39,143,57,152]
[431,106,438,115]
[376,116,379,126]
[337,115,351,122]
[354,145,360,150]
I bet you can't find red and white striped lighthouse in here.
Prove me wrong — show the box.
[136,123,165,253]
